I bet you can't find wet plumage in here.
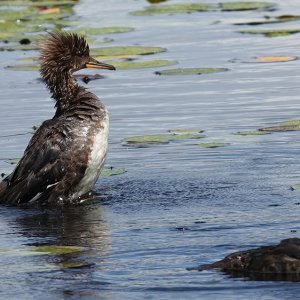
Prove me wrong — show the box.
[0,32,115,205]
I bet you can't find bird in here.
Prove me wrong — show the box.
[0,31,115,206]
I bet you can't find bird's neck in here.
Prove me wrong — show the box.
[42,69,82,114]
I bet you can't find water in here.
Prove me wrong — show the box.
[0,0,300,299]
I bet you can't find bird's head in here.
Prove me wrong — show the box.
[40,31,115,78]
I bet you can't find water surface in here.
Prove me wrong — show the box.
[0,0,300,299]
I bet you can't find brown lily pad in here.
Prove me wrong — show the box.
[259,120,300,132]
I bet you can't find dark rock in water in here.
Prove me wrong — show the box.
[19,38,31,45]
[73,74,105,84]
[190,238,300,281]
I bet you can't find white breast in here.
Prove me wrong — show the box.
[72,113,109,198]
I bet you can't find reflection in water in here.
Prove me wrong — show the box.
[0,202,112,298]
[16,202,111,250]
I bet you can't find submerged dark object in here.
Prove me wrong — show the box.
[190,238,300,281]
[0,31,115,206]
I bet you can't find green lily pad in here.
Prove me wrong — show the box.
[197,142,229,148]
[0,43,40,51]
[131,4,213,15]
[33,245,85,255]
[147,0,168,3]
[259,120,300,132]
[236,130,271,135]
[0,23,45,42]
[220,1,275,11]
[0,1,77,6]
[105,59,177,69]
[6,64,39,71]
[58,260,93,269]
[77,27,134,35]
[155,68,228,76]
[91,46,166,57]
[291,183,300,190]
[240,29,300,37]
[233,15,300,26]
[168,129,204,134]
[132,2,274,15]
[101,166,127,177]
[123,132,205,147]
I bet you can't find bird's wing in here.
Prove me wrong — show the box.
[0,119,88,205]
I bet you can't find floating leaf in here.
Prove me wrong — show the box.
[0,1,77,6]
[132,2,274,15]
[0,44,39,51]
[123,133,205,147]
[240,29,300,37]
[105,59,177,69]
[236,130,271,136]
[58,260,93,269]
[33,245,85,255]
[101,166,127,177]
[233,15,300,26]
[197,142,229,148]
[255,56,298,62]
[77,27,134,35]
[91,46,166,57]
[155,68,228,76]
[259,120,300,132]
[147,0,168,3]
[6,64,39,71]
[168,129,204,134]
[231,56,298,63]
[39,7,61,14]
[291,184,300,191]
[220,1,275,11]
[131,4,213,15]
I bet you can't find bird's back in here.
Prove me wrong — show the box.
[0,92,109,205]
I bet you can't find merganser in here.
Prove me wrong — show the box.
[0,31,115,205]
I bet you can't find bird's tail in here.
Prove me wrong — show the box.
[0,180,8,198]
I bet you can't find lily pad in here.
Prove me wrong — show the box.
[236,130,271,135]
[105,59,177,69]
[168,129,204,134]
[0,44,39,51]
[239,29,300,37]
[259,120,300,132]
[220,2,275,11]
[132,2,274,15]
[123,132,205,147]
[147,0,168,3]
[91,46,166,57]
[77,27,134,35]
[291,184,300,191]
[233,15,300,26]
[33,245,85,255]
[231,56,298,63]
[255,56,298,62]
[58,260,93,269]
[197,142,229,148]
[6,64,39,71]
[0,1,77,6]
[131,4,213,16]
[101,166,127,177]
[155,68,228,76]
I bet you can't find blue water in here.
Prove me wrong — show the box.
[0,0,300,299]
